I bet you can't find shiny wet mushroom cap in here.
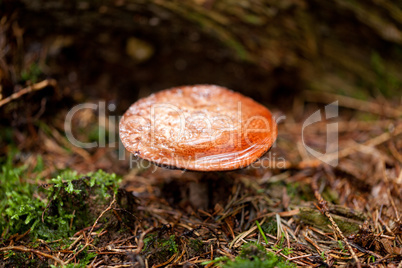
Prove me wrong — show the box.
[119,85,278,171]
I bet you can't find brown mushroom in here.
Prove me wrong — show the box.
[119,85,277,172]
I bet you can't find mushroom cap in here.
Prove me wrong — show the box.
[119,85,277,171]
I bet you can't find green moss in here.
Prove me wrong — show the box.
[189,238,203,253]
[271,234,293,256]
[238,243,269,260]
[285,182,313,201]
[142,233,157,251]
[0,154,121,241]
[337,240,346,252]
[0,155,46,239]
[371,51,402,97]
[0,127,14,145]
[299,207,362,235]
[20,62,43,83]
[203,242,295,268]
[164,235,178,254]
[261,219,277,236]
[142,234,179,265]
[49,247,97,268]
[3,251,46,267]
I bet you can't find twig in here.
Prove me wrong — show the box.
[304,90,402,118]
[172,248,186,265]
[284,119,395,133]
[153,252,177,267]
[229,225,259,248]
[89,193,116,235]
[67,234,84,250]
[311,176,362,268]
[65,193,116,264]
[397,169,402,184]
[0,79,57,108]
[389,141,402,163]
[298,123,402,169]
[134,227,155,254]
[0,245,66,266]
[288,254,312,261]
[303,234,322,254]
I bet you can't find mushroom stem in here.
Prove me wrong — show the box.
[189,180,209,210]
[186,171,235,210]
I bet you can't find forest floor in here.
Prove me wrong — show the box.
[1,78,401,267]
[1,3,402,266]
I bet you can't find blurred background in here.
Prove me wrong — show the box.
[0,0,401,172]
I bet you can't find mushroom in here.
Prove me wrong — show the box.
[119,85,278,207]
